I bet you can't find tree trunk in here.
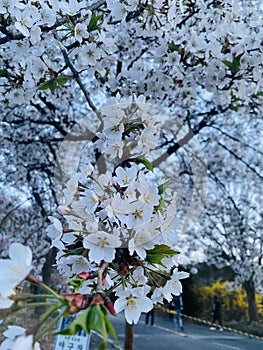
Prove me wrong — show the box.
[41,247,57,285]
[243,279,257,323]
[124,322,134,350]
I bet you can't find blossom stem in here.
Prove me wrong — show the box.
[10,293,55,301]
[37,282,64,301]
[107,276,126,293]
[22,302,60,309]
[7,301,61,314]
[143,266,170,280]
[96,261,109,292]
[144,269,161,287]
[26,274,63,301]
[38,303,63,325]
[34,309,65,342]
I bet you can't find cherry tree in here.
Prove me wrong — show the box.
[1,0,262,263]
[0,193,49,277]
[194,182,263,322]
[1,101,190,350]
[188,116,263,322]
[0,1,263,349]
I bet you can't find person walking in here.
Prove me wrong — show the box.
[171,295,184,331]
[211,295,223,330]
[145,307,155,326]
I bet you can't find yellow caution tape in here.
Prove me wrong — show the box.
[154,304,263,341]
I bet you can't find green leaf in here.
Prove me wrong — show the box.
[125,122,144,133]
[154,197,166,213]
[58,309,90,335]
[97,341,107,350]
[103,311,119,346]
[0,69,9,78]
[88,13,103,32]
[230,104,241,112]
[222,59,232,69]
[56,74,71,85]
[232,53,244,73]
[135,156,154,172]
[37,80,57,93]
[68,275,84,290]
[168,41,179,52]
[146,244,180,265]
[60,247,84,259]
[222,53,244,74]
[37,75,70,93]
[57,305,112,350]
[88,305,108,340]
[158,181,169,195]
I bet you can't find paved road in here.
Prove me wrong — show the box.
[107,311,263,350]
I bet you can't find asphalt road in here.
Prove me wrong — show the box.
[107,311,263,350]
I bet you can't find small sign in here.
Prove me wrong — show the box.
[55,334,89,350]
[54,313,90,350]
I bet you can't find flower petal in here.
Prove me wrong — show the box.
[9,243,32,267]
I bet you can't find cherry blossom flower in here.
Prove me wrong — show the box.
[123,201,153,229]
[128,230,156,259]
[0,0,15,15]
[82,189,99,214]
[46,216,64,250]
[0,325,41,350]
[0,291,14,309]
[60,0,85,16]
[83,231,121,263]
[74,22,89,43]
[114,287,153,324]
[14,8,35,37]
[0,243,32,295]
[13,334,41,350]
[114,166,138,187]
[162,269,190,302]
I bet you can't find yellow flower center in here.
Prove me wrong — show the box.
[76,28,83,36]
[75,258,85,267]
[144,193,152,202]
[90,195,97,203]
[133,209,143,219]
[128,296,137,309]
[98,237,109,247]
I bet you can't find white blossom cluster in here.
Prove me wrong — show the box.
[0,0,262,343]
[0,0,262,113]
[46,107,189,323]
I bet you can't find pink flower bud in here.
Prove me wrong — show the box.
[77,271,98,280]
[105,297,117,316]
[89,294,104,306]
[64,293,86,314]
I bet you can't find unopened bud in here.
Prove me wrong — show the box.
[64,293,86,314]
[77,271,98,280]
[104,296,117,316]
[89,293,104,306]
[118,262,129,276]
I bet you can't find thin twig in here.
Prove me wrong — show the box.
[96,261,109,292]
[57,39,103,124]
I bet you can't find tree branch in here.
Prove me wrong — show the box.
[217,141,263,180]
